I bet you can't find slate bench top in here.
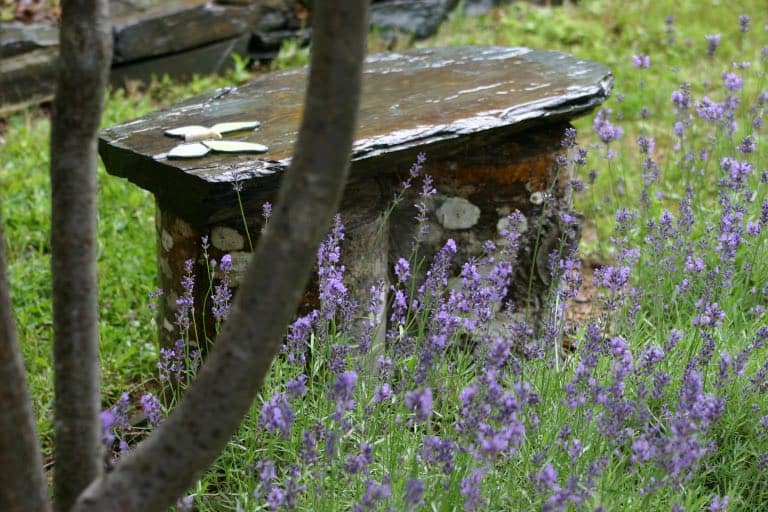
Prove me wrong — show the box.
[99,46,612,201]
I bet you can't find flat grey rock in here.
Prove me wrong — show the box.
[370,0,459,40]
[0,47,58,110]
[110,33,250,86]
[0,21,59,58]
[111,0,264,63]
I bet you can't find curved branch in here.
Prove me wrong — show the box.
[0,213,50,511]
[49,1,112,510]
[73,1,370,510]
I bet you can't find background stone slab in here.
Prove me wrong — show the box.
[110,33,251,87]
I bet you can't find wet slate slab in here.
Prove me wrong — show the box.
[0,21,59,58]
[100,46,612,220]
[0,47,58,114]
[0,21,59,112]
[370,0,459,40]
[111,0,261,63]
[110,33,251,87]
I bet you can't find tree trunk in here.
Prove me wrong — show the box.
[49,1,112,510]
[72,0,370,510]
[0,211,51,512]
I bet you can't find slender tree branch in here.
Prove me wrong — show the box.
[73,1,370,510]
[49,1,112,510]
[0,211,51,512]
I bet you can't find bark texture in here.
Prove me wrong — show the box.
[0,212,51,512]
[72,0,369,510]
[49,1,112,510]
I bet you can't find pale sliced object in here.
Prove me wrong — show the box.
[202,140,269,153]
[164,125,208,138]
[165,121,260,141]
[167,143,211,159]
[165,126,223,142]
[210,121,261,134]
[184,127,224,142]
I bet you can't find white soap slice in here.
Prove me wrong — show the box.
[211,121,261,134]
[202,140,269,153]
[164,125,208,138]
[167,143,211,159]
[183,128,223,142]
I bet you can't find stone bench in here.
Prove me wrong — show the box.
[98,45,612,349]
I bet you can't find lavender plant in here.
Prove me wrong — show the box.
[89,10,768,512]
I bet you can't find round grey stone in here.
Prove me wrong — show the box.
[211,225,245,251]
[436,197,481,230]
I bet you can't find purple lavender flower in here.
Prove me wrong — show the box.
[420,435,456,474]
[404,478,425,507]
[100,392,131,448]
[158,338,191,382]
[331,370,357,418]
[175,259,196,334]
[706,34,721,58]
[140,393,163,427]
[696,97,725,122]
[259,392,295,437]
[253,459,304,511]
[394,257,410,283]
[372,383,393,404]
[665,15,676,44]
[99,409,118,448]
[284,312,317,365]
[404,387,433,423]
[739,15,750,33]
[592,109,623,144]
[414,173,437,242]
[722,72,743,93]
[460,468,486,511]
[329,344,350,376]
[317,215,348,321]
[737,135,756,154]
[561,127,577,148]
[410,152,427,179]
[692,300,725,328]
[534,464,558,492]
[632,55,651,69]
[637,135,655,154]
[176,495,195,511]
[630,436,657,464]
[147,287,163,310]
[344,442,373,474]
[710,495,730,511]
[211,254,233,323]
[594,265,631,292]
[671,83,691,111]
[355,477,391,511]
[286,374,308,398]
[716,207,745,259]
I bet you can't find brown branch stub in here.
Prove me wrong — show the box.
[72,0,370,510]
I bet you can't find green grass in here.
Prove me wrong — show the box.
[2,0,768,510]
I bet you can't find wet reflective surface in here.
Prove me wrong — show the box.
[100,46,612,190]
